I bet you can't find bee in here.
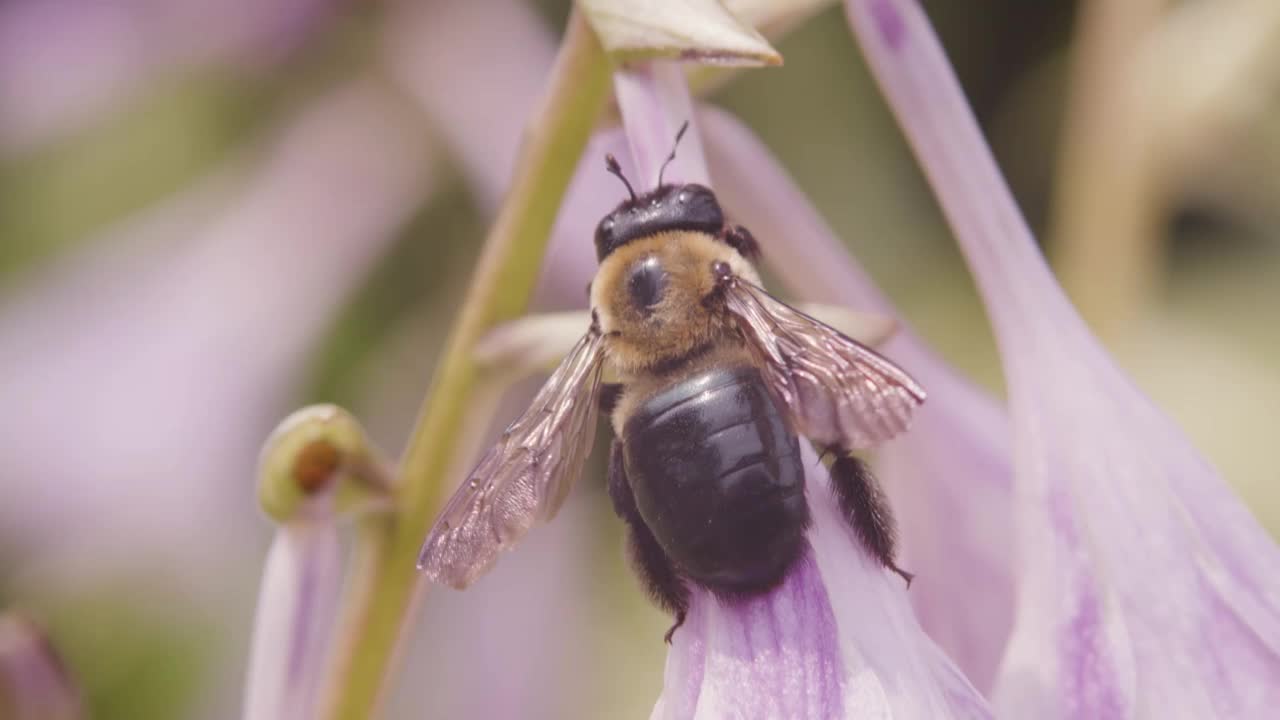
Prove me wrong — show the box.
[418,124,925,640]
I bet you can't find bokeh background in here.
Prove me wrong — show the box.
[2,0,1277,717]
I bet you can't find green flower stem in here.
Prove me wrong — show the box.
[318,12,611,719]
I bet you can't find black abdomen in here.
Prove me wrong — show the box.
[623,366,808,595]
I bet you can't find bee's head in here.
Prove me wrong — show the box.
[594,182,724,261]
[588,127,764,375]
[590,229,755,376]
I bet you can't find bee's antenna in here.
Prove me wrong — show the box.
[657,121,690,187]
[604,154,637,201]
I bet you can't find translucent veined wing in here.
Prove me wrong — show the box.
[418,329,605,588]
[718,273,925,450]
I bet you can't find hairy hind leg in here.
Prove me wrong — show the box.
[607,441,690,641]
[828,454,913,587]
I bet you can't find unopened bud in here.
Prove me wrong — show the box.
[257,405,392,524]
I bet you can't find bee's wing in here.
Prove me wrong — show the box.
[721,278,925,450]
[418,329,605,588]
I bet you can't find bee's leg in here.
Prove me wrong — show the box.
[608,441,690,642]
[598,383,624,415]
[721,224,761,262]
[827,454,914,587]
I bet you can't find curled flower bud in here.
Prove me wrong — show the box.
[257,404,392,524]
[246,405,390,720]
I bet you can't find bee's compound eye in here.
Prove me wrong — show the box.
[627,256,668,314]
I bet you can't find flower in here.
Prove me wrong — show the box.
[844,0,1280,715]
[243,522,342,720]
[244,405,391,720]
[0,0,337,153]
[198,1,1280,716]
[0,613,83,720]
[0,80,433,589]
[389,3,1013,713]
[612,59,995,719]
[700,106,1016,693]
[651,444,994,720]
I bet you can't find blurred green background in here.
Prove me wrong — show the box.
[2,0,1277,718]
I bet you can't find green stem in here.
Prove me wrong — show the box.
[318,12,611,719]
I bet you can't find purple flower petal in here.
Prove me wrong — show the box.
[652,444,994,720]
[614,62,711,187]
[384,0,606,310]
[617,60,993,718]
[700,106,1015,692]
[0,0,336,152]
[243,520,342,720]
[0,613,83,720]
[655,552,843,719]
[383,0,557,213]
[0,81,433,583]
[844,0,1280,714]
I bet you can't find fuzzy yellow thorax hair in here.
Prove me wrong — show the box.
[590,231,760,378]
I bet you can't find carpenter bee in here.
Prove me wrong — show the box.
[418,125,925,640]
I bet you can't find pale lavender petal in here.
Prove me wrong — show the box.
[614,62,711,187]
[845,0,1280,715]
[655,553,843,720]
[806,441,994,720]
[383,0,602,307]
[0,0,335,153]
[243,520,343,720]
[700,105,1014,692]
[618,59,992,717]
[0,2,141,152]
[652,444,994,720]
[0,80,434,582]
[537,128,640,309]
[0,613,83,720]
[383,0,557,212]
[392,492,598,719]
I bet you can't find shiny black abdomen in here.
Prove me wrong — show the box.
[622,366,809,595]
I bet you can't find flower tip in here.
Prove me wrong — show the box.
[581,0,783,68]
[676,46,784,68]
[257,404,387,524]
[0,613,82,720]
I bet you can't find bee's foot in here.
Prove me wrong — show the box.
[663,611,688,644]
[889,563,915,589]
